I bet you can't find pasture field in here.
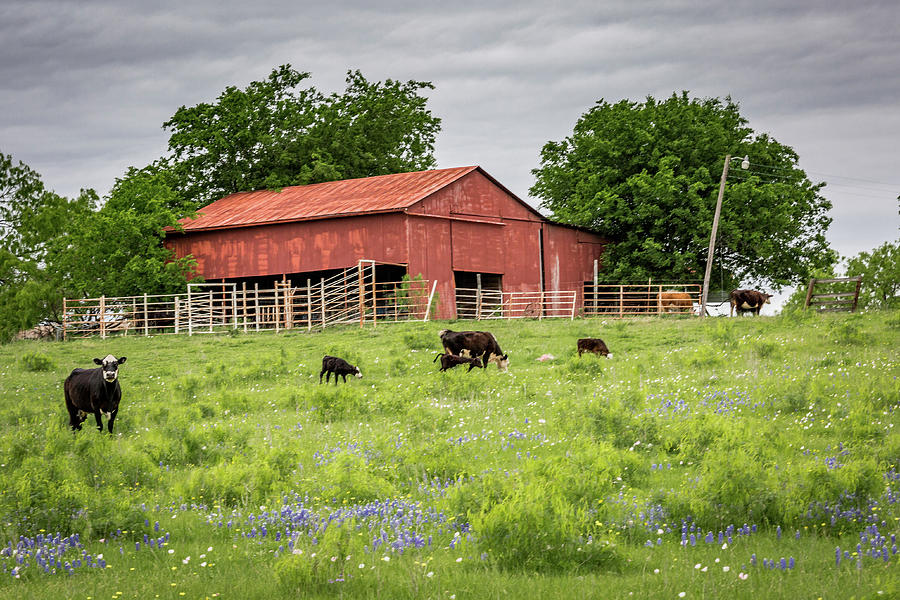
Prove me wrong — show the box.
[0,311,898,599]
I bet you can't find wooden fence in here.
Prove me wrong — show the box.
[455,288,577,320]
[583,283,703,317]
[63,273,437,339]
[804,276,862,312]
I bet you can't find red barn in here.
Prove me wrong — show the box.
[165,166,605,319]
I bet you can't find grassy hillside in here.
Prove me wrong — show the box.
[1,311,898,599]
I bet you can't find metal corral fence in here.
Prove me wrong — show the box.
[455,288,577,319]
[62,274,437,339]
[583,283,703,317]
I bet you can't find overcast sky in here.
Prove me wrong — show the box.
[2,0,897,286]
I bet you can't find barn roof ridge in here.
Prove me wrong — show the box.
[172,165,547,233]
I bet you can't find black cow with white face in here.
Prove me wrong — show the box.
[64,355,126,433]
[319,355,362,384]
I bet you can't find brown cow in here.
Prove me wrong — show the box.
[659,291,694,313]
[577,338,612,358]
[729,289,773,316]
[438,329,509,372]
[433,352,483,372]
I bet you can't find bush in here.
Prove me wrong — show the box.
[19,351,54,372]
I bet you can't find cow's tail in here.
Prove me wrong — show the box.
[433,353,444,362]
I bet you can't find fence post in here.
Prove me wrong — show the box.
[254,283,260,331]
[232,287,238,329]
[175,298,180,334]
[187,286,193,336]
[803,279,816,310]
[476,274,482,320]
[306,278,312,331]
[100,295,106,339]
[275,284,280,333]
[358,265,365,328]
[320,278,326,329]
[371,262,377,328]
[242,282,248,332]
[208,290,214,333]
[143,293,149,336]
[570,291,576,320]
[424,280,438,321]
[851,276,862,312]
[619,285,624,317]
[63,297,68,341]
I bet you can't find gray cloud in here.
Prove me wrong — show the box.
[1,0,896,268]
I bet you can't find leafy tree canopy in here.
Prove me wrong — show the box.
[530,92,837,289]
[164,65,441,209]
[0,150,94,338]
[844,239,899,310]
[48,166,199,299]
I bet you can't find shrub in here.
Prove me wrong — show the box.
[19,351,54,372]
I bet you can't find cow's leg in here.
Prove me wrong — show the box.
[106,409,117,433]
[319,369,326,384]
[65,390,83,431]
[93,410,104,432]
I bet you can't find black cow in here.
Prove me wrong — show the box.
[577,338,612,358]
[438,329,509,372]
[319,355,362,384]
[64,355,126,433]
[433,352,483,372]
[729,289,773,316]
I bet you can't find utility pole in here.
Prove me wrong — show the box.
[701,154,731,317]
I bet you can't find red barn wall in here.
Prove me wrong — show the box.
[541,225,605,307]
[166,213,408,280]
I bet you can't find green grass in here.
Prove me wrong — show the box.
[0,312,898,599]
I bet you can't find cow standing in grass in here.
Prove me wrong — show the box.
[577,338,612,358]
[319,355,362,384]
[438,329,509,372]
[64,355,126,433]
[729,289,773,316]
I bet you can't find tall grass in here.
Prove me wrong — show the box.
[0,312,897,598]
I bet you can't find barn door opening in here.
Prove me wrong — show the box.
[454,271,502,319]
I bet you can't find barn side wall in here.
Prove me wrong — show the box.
[166,213,409,280]
[541,225,606,308]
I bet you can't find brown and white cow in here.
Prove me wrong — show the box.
[438,329,509,372]
[577,338,612,358]
[659,291,694,313]
[729,289,773,316]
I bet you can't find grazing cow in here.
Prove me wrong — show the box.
[659,291,694,313]
[438,329,509,372]
[64,355,126,433]
[433,352,483,372]
[577,338,612,358]
[729,289,773,316]
[319,355,362,384]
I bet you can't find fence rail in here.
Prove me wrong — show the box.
[63,275,436,339]
[804,276,862,312]
[583,283,702,317]
[454,288,577,320]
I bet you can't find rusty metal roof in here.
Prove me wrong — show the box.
[175,166,483,232]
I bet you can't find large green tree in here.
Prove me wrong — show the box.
[0,151,93,338]
[164,65,441,209]
[530,92,836,289]
[49,166,199,299]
